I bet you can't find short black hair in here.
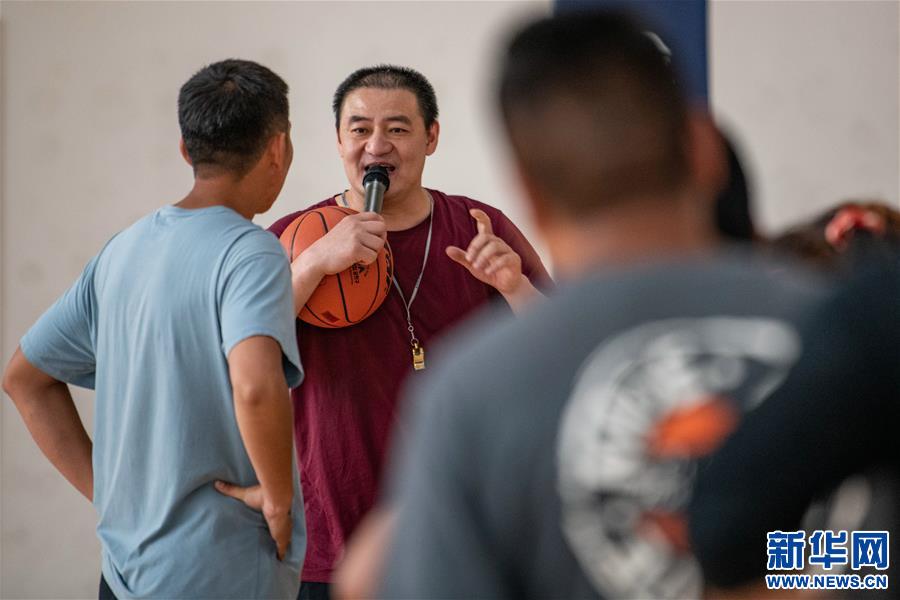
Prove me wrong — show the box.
[771,201,900,271]
[178,59,289,177]
[332,65,438,130]
[498,11,689,217]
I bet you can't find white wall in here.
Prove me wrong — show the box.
[1,1,897,597]
[710,0,899,231]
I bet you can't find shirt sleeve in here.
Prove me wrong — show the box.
[688,268,900,587]
[20,255,99,389]
[218,235,303,389]
[379,368,512,599]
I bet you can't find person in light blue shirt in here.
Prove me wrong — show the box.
[3,59,305,599]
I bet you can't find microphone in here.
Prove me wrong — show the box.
[362,165,390,213]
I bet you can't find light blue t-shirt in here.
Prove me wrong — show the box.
[21,205,305,599]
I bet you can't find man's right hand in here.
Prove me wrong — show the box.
[299,212,387,277]
[288,212,387,315]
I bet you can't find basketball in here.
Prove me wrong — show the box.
[279,205,393,328]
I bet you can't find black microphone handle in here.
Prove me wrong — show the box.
[364,180,386,213]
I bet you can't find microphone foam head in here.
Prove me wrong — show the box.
[363,165,390,190]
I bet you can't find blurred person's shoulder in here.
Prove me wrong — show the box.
[427,249,831,409]
[815,261,900,356]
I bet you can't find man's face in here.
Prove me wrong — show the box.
[336,87,438,203]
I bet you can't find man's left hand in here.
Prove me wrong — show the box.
[446,208,526,296]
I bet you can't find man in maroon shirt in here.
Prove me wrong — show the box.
[224,65,550,599]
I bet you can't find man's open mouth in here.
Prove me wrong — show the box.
[366,162,396,173]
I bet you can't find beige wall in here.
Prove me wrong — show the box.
[1,1,897,598]
[709,0,899,230]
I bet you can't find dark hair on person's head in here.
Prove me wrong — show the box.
[332,65,438,130]
[771,200,900,272]
[178,59,289,177]
[498,11,689,217]
[715,134,757,242]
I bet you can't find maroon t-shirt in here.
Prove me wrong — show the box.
[268,189,551,582]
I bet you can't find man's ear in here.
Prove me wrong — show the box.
[515,160,553,233]
[267,131,289,171]
[685,110,727,199]
[425,121,440,156]
[179,138,193,166]
[335,127,345,157]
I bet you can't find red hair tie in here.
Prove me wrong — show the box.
[825,206,886,250]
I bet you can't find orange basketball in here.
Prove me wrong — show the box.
[279,205,393,328]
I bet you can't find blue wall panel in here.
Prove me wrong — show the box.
[556,0,708,104]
